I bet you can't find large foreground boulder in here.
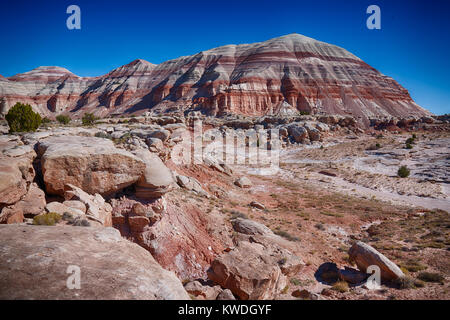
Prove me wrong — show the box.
[38,136,146,197]
[348,241,405,281]
[0,225,190,299]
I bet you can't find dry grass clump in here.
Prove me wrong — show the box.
[331,281,349,293]
[33,212,62,226]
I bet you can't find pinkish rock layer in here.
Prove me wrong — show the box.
[0,34,431,124]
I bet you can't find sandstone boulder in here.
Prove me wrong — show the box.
[184,281,222,300]
[64,184,112,227]
[0,143,36,206]
[207,241,288,300]
[217,289,236,300]
[234,177,252,188]
[348,241,405,281]
[133,149,174,198]
[0,183,45,224]
[0,225,190,299]
[287,125,309,143]
[38,136,145,197]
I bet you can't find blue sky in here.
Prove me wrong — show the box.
[0,0,448,114]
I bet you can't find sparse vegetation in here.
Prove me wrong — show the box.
[417,272,445,284]
[397,165,410,178]
[230,211,248,220]
[56,114,71,125]
[82,112,97,126]
[331,281,349,293]
[41,117,52,125]
[6,102,42,132]
[401,260,427,273]
[393,276,416,289]
[32,212,62,226]
[274,230,300,242]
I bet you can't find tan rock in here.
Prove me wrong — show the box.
[133,149,174,199]
[348,241,405,281]
[64,184,112,227]
[129,216,150,233]
[0,225,190,299]
[38,136,146,197]
[216,289,236,300]
[207,241,288,300]
[234,176,252,188]
[184,281,222,300]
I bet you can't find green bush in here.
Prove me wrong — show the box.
[56,114,71,125]
[398,166,410,178]
[5,102,42,132]
[82,112,97,126]
[406,143,413,149]
[41,117,52,125]
[33,212,62,226]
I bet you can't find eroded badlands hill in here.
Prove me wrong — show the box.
[0,34,431,124]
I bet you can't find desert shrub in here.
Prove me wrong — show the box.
[405,137,415,145]
[56,114,71,125]
[41,117,52,125]
[331,281,349,293]
[6,102,42,132]
[315,223,325,231]
[397,165,410,178]
[230,211,248,220]
[81,112,97,126]
[290,278,301,286]
[417,272,445,283]
[406,143,413,149]
[412,134,417,139]
[401,260,427,273]
[33,212,62,226]
[299,111,310,115]
[393,276,416,289]
[274,230,300,242]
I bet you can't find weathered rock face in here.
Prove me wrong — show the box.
[0,34,431,124]
[0,225,189,299]
[37,136,146,197]
[64,184,113,227]
[208,218,304,300]
[0,137,36,207]
[0,136,38,223]
[207,241,288,300]
[111,196,230,279]
[133,149,174,199]
[348,241,405,281]
[1,183,46,223]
